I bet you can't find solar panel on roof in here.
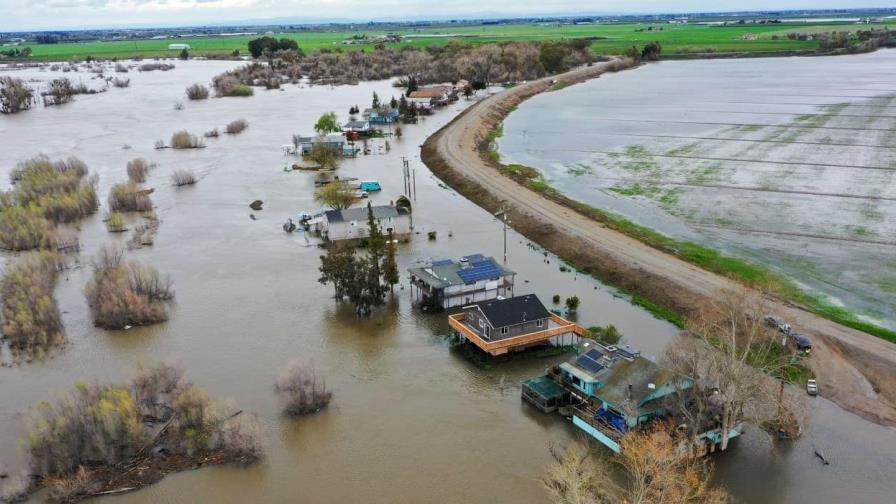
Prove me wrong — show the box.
[431,259,453,266]
[584,349,603,360]
[575,355,604,374]
[462,253,485,262]
[457,259,502,284]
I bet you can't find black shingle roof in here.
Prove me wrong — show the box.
[474,294,549,328]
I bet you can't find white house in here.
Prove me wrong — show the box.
[408,254,516,309]
[312,205,410,241]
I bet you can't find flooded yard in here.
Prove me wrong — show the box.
[1,59,894,503]
[498,50,896,330]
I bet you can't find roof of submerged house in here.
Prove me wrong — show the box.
[324,205,407,223]
[295,134,346,144]
[408,254,514,289]
[564,346,678,408]
[473,294,550,328]
[408,86,452,99]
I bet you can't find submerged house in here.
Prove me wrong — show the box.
[408,254,515,309]
[295,134,359,157]
[363,107,400,124]
[448,294,585,356]
[522,344,744,453]
[342,119,372,135]
[310,205,410,241]
[408,85,457,106]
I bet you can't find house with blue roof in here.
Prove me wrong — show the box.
[523,343,744,453]
[408,254,515,309]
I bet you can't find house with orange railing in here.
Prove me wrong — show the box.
[448,294,585,356]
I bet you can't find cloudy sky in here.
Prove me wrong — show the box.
[3,1,891,31]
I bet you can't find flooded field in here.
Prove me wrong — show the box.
[498,50,896,330]
[1,60,895,503]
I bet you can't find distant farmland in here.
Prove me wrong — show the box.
[18,21,896,61]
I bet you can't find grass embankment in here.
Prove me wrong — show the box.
[13,21,895,61]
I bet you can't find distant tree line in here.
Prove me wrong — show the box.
[230,39,597,87]
[247,36,302,59]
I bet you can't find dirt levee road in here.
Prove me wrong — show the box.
[421,58,896,427]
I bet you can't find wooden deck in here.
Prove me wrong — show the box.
[448,312,585,355]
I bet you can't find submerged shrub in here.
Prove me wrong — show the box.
[84,246,173,329]
[112,77,130,88]
[0,205,57,251]
[1,253,64,357]
[204,128,219,138]
[108,182,152,212]
[126,157,150,183]
[171,169,197,187]
[0,76,35,114]
[185,83,209,100]
[25,361,261,489]
[274,361,333,416]
[213,75,254,97]
[225,118,248,134]
[170,130,203,149]
[105,211,127,232]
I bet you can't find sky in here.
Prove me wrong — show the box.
[3,1,893,31]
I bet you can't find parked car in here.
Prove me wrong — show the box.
[765,315,791,334]
[790,333,813,354]
[806,379,818,396]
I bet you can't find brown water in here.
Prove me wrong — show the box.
[0,60,894,504]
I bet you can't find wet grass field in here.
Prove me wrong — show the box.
[499,50,896,332]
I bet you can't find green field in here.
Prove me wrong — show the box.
[17,21,896,61]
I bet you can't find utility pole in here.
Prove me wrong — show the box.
[495,206,509,264]
[412,168,416,201]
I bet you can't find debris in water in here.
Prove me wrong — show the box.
[249,200,263,211]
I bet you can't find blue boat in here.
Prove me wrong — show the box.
[359,180,382,192]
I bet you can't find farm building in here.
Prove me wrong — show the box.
[408,85,457,106]
[448,294,584,356]
[168,43,191,50]
[310,205,410,242]
[408,254,515,309]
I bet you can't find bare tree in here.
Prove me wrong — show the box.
[663,288,805,450]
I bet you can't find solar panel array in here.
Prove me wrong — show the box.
[615,347,637,359]
[575,354,604,374]
[462,253,486,262]
[431,259,454,266]
[457,259,502,284]
[584,349,603,360]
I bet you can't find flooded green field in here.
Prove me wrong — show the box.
[499,50,896,331]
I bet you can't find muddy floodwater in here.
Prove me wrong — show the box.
[499,50,896,331]
[0,60,894,504]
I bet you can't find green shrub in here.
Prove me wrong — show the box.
[1,253,64,357]
[0,204,56,251]
[108,183,152,212]
[587,325,621,345]
[105,212,127,232]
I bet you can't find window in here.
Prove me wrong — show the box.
[536,319,544,328]
[501,326,509,335]
[478,319,485,329]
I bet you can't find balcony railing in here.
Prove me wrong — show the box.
[448,312,585,355]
